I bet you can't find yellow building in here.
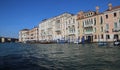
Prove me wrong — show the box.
[28,27,39,41]
[19,29,29,42]
[77,6,105,42]
[19,27,38,43]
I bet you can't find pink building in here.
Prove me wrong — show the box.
[104,3,120,42]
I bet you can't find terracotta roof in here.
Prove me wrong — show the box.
[106,6,120,11]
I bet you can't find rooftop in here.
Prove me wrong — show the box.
[106,6,120,11]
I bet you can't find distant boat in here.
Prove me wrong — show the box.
[57,39,66,44]
[97,35,108,46]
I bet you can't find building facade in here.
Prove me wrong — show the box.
[19,3,120,43]
[19,27,38,42]
[28,27,39,41]
[19,29,29,42]
[65,15,79,42]
[77,8,104,42]
[39,13,73,41]
[104,3,120,42]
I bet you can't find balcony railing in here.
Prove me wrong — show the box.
[84,24,94,27]
[84,31,93,34]
[105,29,109,33]
[55,25,61,32]
[68,31,76,35]
[112,27,120,32]
[41,33,46,36]
[47,33,53,36]
[47,25,53,29]
[55,28,61,32]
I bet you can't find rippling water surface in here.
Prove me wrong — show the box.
[0,43,120,70]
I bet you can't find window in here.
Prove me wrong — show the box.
[94,28,96,33]
[78,22,79,28]
[66,21,67,25]
[114,34,118,39]
[72,25,75,32]
[78,22,79,25]
[101,34,103,39]
[91,19,93,24]
[114,22,117,28]
[101,27,103,32]
[82,21,84,27]
[73,19,75,23]
[69,20,70,24]
[106,35,110,39]
[94,35,97,39]
[106,24,109,29]
[56,20,60,23]
[100,16,103,24]
[88,13,90,16]
[94,18,96,25]
[106,15,108,19]
[114,12,117,17]
[91,13,92,15]
[87,20,89,25]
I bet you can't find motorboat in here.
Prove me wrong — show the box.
[98,41,108,46]
[113,40,120,46]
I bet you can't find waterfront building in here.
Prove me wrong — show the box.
[0,37,18,43]
[0,37,5,43]
[19,27,38,42]
[39,19,53,41]
[19,29,29,42]
[28,27,39,42]
[104,3,120,42]
[65,15,79,42]
[19,3,120,43]
[77,6,105,42]
[77,11,84,42]
[39,13,73,41]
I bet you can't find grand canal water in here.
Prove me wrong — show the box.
[0,43,120,70]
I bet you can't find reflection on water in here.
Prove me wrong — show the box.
[0,43,120,70]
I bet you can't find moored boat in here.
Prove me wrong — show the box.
[98,41,108,46]
[113,39,120,46]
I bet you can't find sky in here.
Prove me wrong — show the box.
[0,0,120,38]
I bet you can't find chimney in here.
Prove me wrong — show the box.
[108,3,112,10]
[77,11,84,20]
[96,6,99,14]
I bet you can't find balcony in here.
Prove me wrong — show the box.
[105,29,109,33]
[41,33,46,36]
[55,25,61,32]
[68,32,75,35]
[47,32,53,36]
[112,27,120,32]
[47,25,52,29]
[84,31,94,34]
[55,28,61,32]
[84,24,94,28]
[40,28,45,31]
